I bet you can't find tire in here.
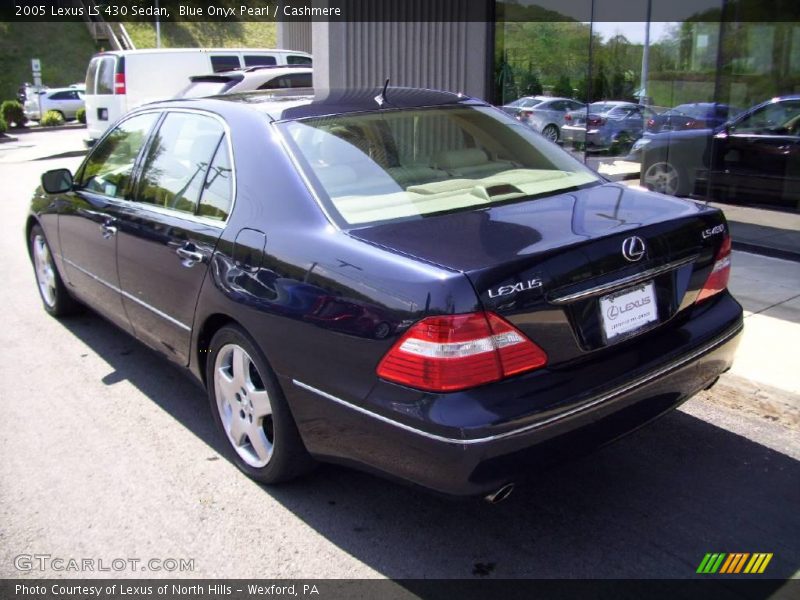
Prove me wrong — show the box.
[29,224,79,317]
[642,160,688,196]
[206,324,315,484]
[542,124,560,143]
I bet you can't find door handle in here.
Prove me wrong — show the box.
[176,244,205,266]
[100,222,117,239]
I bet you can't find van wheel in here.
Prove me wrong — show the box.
[207,325,316,484]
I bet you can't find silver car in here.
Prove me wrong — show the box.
[499,95,550,117]
[517,98,585,142]
[24,87,85,121]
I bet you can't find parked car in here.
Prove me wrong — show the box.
[499,95,549,116]
[27,87,742,500]
[24,87,85,121]
[646,102,740,133]
[83,48,313,143]
[177,66,313,98]
[632,96,800,208]
[561,101,656,153]
[516,97,585,142]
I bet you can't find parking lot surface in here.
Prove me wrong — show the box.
[0,128,798,581]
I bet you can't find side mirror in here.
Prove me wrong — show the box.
[41,169,74,194]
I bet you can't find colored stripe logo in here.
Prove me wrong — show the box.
[697,553,773,574]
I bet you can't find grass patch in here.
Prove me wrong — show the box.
[0,22,99,103]
[125,22,276,49]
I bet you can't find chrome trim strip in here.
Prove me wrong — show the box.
[292,323,742,446]
[550,255,699,305]
[62,257,191,332]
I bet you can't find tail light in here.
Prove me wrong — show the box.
[376,312,548,392]
[646,118,655,129]
[518,111,530,122]
[587,115,606,126]
[564,114,572,122]
[114,72,126,94]
[696,233,732,303]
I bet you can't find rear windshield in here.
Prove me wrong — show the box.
[278,105,599,226]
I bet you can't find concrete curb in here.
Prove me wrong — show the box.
[733,241,800,264]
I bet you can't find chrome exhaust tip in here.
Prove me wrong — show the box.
[484,483,515,504]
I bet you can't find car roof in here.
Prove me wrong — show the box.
[95,48,311,57]
[157,87,488,121]
[198,66,313,83]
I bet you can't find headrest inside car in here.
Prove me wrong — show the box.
[431,148,489,169]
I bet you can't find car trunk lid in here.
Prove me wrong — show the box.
[349,183,728,365]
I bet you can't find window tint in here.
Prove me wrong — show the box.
[281,106,598,226]
[244,54,277,67]
[286,55,312,66]
[732,100,800,135]
[96,56,116,95]
[199,135,234,221]
[137,113,224,214]
[80,112,158,198]
[49,91,69,100]
[85,58,99,94]
[210,55,241,72]
[258,72,312,89]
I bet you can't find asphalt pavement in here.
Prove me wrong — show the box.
[0,128,798,582]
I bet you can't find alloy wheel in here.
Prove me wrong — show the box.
[643,161,680,196]
[214,343,274,468]
[32,234,57,308]
[543,125,559,142]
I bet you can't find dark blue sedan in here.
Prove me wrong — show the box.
[27,87,743,500]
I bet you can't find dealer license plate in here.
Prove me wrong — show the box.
[599,282,658,342]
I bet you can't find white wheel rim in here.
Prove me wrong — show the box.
[33,234,57,308]
[214,343,274,468]
[644,162,680,196]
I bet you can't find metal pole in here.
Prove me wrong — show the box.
[155,0,161,48]
[640,0,652,105]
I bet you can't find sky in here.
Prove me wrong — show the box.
[590,21,672,44]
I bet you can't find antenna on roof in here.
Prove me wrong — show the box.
[374,78,390,107]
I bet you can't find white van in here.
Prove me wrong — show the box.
[84,48,312,142]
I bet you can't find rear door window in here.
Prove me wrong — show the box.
[198,135,234,221]
[136,112,225,214]
[80,112,159,197]
[210,55,241,72]
[258,72,312,89]
[244,54,277,67]
[95,56,116,95]
[85,58,100,94]
[287,55,312,66]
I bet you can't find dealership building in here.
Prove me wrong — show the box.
[277,0,800,213]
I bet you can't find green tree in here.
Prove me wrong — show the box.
[553,74,574,98]
[591,63,609,101]
[518,63,544,96]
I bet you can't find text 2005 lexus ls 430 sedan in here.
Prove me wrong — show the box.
[28,88,742,501]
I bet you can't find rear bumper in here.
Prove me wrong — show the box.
[287,294,743,497]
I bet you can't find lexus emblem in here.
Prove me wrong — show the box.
[622,236,646,262]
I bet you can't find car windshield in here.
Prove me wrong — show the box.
[277,105,600,226]
[588,102,619,113]
[508,98,543,108]
[668,104,712,119]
